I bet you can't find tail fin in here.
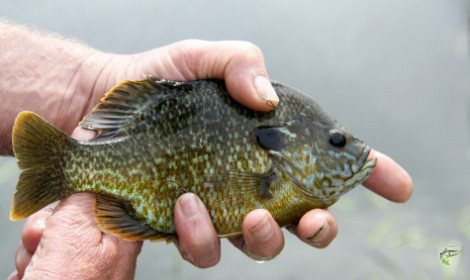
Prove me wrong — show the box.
[10,111,76,221]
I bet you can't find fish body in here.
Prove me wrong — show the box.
[11,78,376,240]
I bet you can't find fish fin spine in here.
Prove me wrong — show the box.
[10,111,75,221]
[79,77,192,139]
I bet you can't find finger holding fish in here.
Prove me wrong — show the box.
[229,209,284,261]
[363,150,413,203]
[173,193,221,268]
[287,209,337,249]
[133,40,279,112]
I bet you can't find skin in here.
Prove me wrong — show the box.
[0,21,413,279]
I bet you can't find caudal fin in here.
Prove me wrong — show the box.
[10,112,76,221]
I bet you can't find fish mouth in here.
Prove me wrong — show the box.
[269,144,377,203]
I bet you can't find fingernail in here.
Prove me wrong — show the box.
[250,214,273,241]
[254,75,279,103]
[177,194,200,218]
[179,247,194,263]
[308,221,330,245]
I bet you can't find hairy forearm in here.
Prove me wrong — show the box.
[0,21,102,155]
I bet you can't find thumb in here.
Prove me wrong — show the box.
[24,193,142,280]
[137,40,280,111]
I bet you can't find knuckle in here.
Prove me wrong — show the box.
[101,241,120,262]
[237,41,262,53]
[233,41,263,61]
[178,39,206,47]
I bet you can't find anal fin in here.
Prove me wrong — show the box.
[94,194,174,242]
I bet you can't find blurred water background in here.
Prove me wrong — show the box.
[1,0,470,279]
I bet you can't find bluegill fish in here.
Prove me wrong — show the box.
[10,78,376,240]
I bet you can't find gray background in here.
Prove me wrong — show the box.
[1,0,469,279]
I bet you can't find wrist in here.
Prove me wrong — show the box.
[0,22,100,154]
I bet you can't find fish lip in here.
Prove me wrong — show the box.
[360,145,370,161]
[354,145,377,181]
[338,146,376,197]
[362,146,376,168]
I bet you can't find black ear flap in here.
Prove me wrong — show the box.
[253,126,285,151]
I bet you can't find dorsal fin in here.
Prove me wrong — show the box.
[79,77,191,139]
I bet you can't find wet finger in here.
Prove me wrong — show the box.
[174,193,220,268]
[287,209,337,248]
[364,150,413,202]
[229,209,284,261]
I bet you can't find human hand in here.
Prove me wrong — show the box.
[77,40,412,266]
[10,39,413,278]
[8,40,283,278]
[9,129,142,280]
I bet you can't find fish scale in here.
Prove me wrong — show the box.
[10,78,376,241]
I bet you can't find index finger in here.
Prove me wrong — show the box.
[363,150,413,202]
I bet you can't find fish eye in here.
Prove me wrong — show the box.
[328,130,347,148]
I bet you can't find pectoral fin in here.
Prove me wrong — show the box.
[94,194,174,241]
[205,169,279,200]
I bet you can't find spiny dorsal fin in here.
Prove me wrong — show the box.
[94,194,174,241]
[79,77,191,139]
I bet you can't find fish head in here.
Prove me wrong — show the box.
[259,90,377,205]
